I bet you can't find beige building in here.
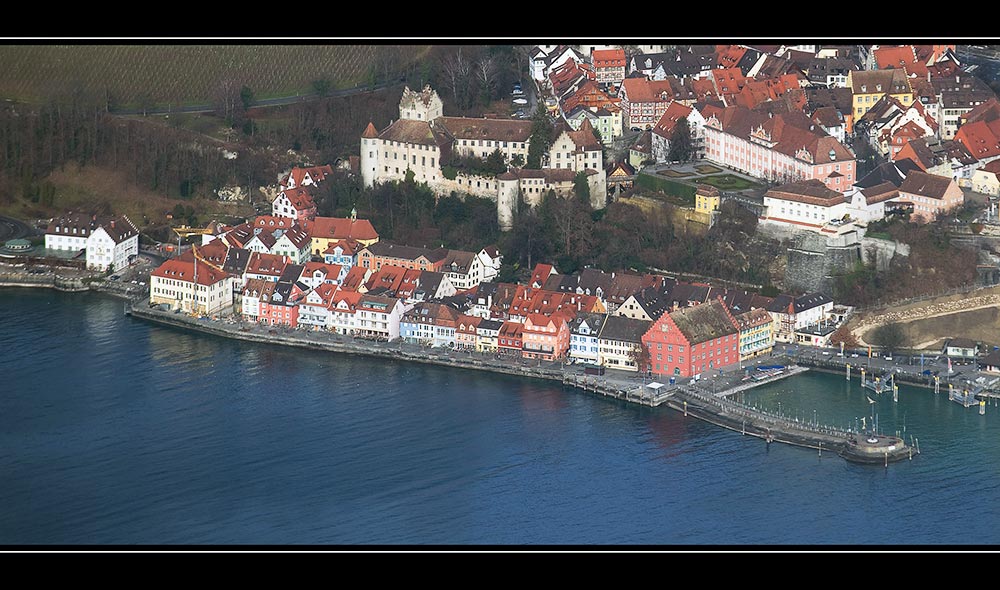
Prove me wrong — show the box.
[894,170,965,223]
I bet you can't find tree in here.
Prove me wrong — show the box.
[240,86,255,111]
[830,324,859,349]
[526,109,554,169]
[474,55,498,106]
[667,117,692,163]
[573,171,591,205]
[510,153,525,168]
[311,79,332,97]
[630,342,651,373]
[870,322,906,353]
[441,48,473,110]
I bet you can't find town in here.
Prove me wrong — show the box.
[5,43,1000,389]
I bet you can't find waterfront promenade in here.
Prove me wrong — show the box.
[2,270,920,464]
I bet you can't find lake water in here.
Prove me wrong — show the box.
[3,289,999,546]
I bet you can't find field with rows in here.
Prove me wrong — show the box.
[0,44,428,106]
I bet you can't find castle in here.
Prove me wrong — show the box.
[361,85,607,230]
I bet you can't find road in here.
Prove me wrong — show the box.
[0,215,35,243]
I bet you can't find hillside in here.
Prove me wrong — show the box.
[0,44,431,107]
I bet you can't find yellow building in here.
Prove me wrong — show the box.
[735,308,774,362]
[848,69,913,133]
[695,184,721,215]
[308,211,380,257]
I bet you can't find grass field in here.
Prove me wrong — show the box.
[0,45,430,107]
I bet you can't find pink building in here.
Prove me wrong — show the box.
[703,105,856,193]
[892,170,965,223]
[521,313,570,361]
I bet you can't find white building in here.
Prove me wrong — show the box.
[45,212,139,272]
[297,283,338,329]
[765,292,834,343]
[596,315,651,372]
[149,255,234,316]
[355,294,409,341]
[762,179,850,231]
[568,312,606,365]
[362,85,606,233]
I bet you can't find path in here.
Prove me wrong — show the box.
[850,290,1000,347]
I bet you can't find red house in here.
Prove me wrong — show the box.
[258,281,303,328]
[498,320,523,359]
[642,299,739,379]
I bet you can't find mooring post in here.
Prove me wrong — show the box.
[684,400,687,417]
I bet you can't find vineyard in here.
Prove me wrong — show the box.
[0,44,429,106]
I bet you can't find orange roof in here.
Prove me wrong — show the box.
[310,216,379,242]
[652,101,694,139]
[151,258,229,287]
[874,45,928,77]
[716,45,747,69]
[323,238,362,256]
[362,122,379,138]
[621,78,674,104]
[339,265,370,291]
[592,48,626,68]
[957,119,1000,160]
[280,187,316,211]
[303,261,342,278]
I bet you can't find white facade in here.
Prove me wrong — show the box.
[272,232,311,265]
[356,297,408,341]
[45,218,138,272]
[241,292,261,321]
[845,188,887,224]
[329,298,358,335]
[569,320,602,365]
[44,233,87,253]
[598,336,640,372]
[763,194,849,229]
[297,290,334,329]
[150,270,234,316]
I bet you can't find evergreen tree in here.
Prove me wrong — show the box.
[667,117,693,163]
[526,110,554,169]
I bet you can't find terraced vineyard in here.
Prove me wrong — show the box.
[0,44,428,106]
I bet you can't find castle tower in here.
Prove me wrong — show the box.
[361,121,379,188]
[399,85,443,122]
[497,172,520,232]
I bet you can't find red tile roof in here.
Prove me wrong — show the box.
[279,187,316,212]
[151,258,230,287]
[592,48,626,68]
[310,216,379,242]
[651,101,693,139]
[956,119,1000,160]
[362,122,379,138]
[621,78,674,104]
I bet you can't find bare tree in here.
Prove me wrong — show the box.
[441,48,472,109]
[475,55,498,105]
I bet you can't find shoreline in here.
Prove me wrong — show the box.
[3,282,917,463]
